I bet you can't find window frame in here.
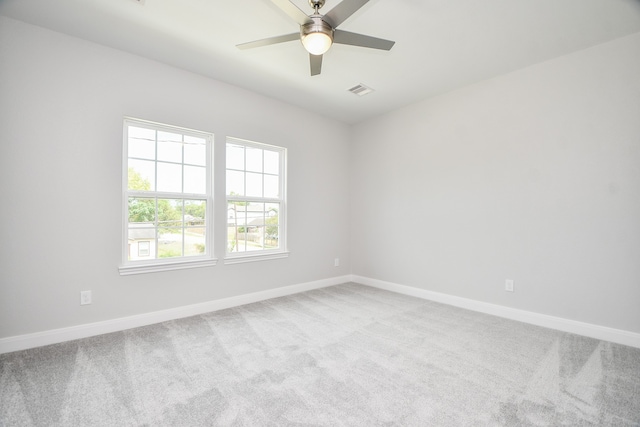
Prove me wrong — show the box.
[119,118,216,275]
[225,137,288,264]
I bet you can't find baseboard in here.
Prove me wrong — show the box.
[352,275,640,349]
[0,275,351,354]
[5,274,638,354]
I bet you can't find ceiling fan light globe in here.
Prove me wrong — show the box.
[302,32,333,55]
[301,17,334,55]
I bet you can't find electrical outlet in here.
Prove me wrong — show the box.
[505,280,514,292]
[334,258,340,267]
[80,290,92,305]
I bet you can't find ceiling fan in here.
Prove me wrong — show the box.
[237,0,395,76]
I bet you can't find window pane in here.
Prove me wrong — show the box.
[237,225,248,252]
[243,203,264,251]
[184,200,205,256]
[228,202,247,226]
[227,143,244,170]
[158,199,182,230]
[265,226,279,249]
[246,147,263,173]
[265,203,279,216]
[185,199,206,225]
[246,226,264,251]
[128,127,156,160]
[228,201,247,253]
[158,228,183,258]
[128,159,155,191]
[184,136,206,166]
[157,162,182,193]
[227,227,241,253]
[157,140,182,163]
[264,150,279,175]
[264,174,279,198]
[184,228,205,256]
[265,203,279,249]
[246,172,262,197]
[184,165,206,194]
[226,170,244,196]
[127,226,156,260]
[128,197,155,224]
[227,227,236,252]
[246,202,264,226]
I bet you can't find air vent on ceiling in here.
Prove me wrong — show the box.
[348,84,374,97]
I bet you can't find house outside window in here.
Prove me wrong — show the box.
[120,118,215,275]
[137,240,151,258]
[225,137,287,263]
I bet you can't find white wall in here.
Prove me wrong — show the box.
[0,17,351,339]
[2,14,639,343]
[351,33,640,334]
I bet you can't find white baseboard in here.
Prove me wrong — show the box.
[4,274,638,354]
[352,275,640,349]
[0,275,350,354]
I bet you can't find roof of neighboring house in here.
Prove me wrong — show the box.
[128,226,155,241]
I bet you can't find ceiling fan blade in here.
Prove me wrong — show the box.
[270,0,313,26]
[236,33,299,50]
[333,30,395,50]
[310,54,322,76]
[323,0,369,28]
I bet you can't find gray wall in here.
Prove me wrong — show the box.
[350,33,640,334]
[0,17,351,338]
[2,16,639,340]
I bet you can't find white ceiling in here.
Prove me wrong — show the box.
[2,0,640,124]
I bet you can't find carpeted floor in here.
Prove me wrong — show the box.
[1,283,639,426]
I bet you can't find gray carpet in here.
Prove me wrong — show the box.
[1,283,639,426]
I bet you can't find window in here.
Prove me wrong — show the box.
[138,241,150,257]
[120,118,215,275]
[226,138,287,263]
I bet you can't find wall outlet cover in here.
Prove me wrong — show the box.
[80,290,92,305]
[505,280,514,292]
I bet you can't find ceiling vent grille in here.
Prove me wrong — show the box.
[348,84,374,97]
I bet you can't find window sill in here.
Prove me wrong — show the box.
[119,258,218,276]
[224,251,289,265]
